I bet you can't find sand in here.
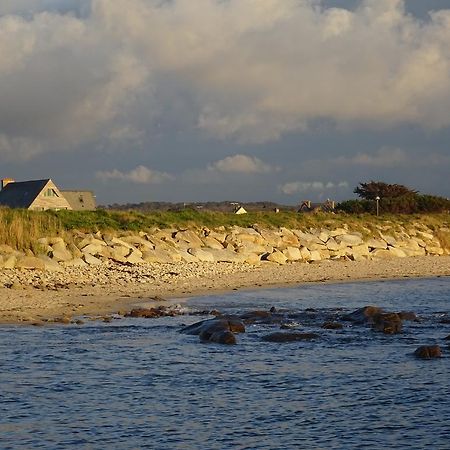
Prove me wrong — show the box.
[0,256,449,324]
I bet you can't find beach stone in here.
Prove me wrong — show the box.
[299,247,311,261]
[371,249,396,259]
[3,255,17,269]
[38,256,64,272]
[125,308,160,318]
[205,330,237,345]
[241,252,261,265]
[182,317,243,345]
[322,321,343,330]
[202,236,224,250]
[379,234,397,247]
[83,254,102,265]
[50,247,73,262]
[414,345,442,359]
[179,250,200,263]
[257,229,283,247]
[61,258,87,267]
[326,238,343,251]
[175,230,204,248]
[336,234,363,246]
[366,238,388,250]
[15,256,45,271]
[181,317,245,336]
[293,231,322,246]
[398,311,419,322]
[309,250,321,262]
[207,248,246,263]
[318,231,330,243]
[426,245,444,255]
[81,243,106,256]
[266,251,287,265]
[126,249,145,264]
[188,248,215,262]
[416,231,434,241]
[78,237,107,249]
[237,242,268,254]
[343,306,383,324]
[261,332,319,342]
[372,313,402,334]
[388,247,407,258]
[283,247,302,261]
[280,228,300,246]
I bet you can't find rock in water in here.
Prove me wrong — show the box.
[372,313,403,334]
[414,345,442,359]
[261,332,319,343]
[321,321,344,330]
[206,330,237,345]
[181,317,244,345]
[342,306,384,324]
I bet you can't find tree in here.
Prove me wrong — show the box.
[354,181,417,200]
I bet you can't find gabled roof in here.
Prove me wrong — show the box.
[0,179,50,208]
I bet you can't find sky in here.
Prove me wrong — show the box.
[0,0,450,206]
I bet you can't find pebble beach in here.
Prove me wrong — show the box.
[1,255,449,324]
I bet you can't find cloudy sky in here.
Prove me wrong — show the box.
[1,0,450,205]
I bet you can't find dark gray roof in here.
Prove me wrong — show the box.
[0,179,49,208]
[62,190,96,210]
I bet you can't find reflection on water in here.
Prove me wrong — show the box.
[0,278,449,449]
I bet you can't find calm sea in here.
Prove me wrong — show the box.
[1,277,449,449]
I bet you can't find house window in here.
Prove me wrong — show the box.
[44,188,59,197]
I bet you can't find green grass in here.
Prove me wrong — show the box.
[0,207,448,250]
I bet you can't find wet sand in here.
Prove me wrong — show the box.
[0,256,449,324]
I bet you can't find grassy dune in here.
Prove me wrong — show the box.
[0,207,449,250]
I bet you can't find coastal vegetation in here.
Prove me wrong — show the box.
[338,181,450,214]
[0,206,448,251]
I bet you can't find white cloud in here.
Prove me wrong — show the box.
[208,154,276,174]
[96,165,173,184]
[334,147,408,167]
[1,0,450,159]
[280,180,349,195]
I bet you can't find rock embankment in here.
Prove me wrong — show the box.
[0,222,448,276]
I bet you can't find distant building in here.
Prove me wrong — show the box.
[62,190,96,211]
[234,206,248,215]
[298,199,335,213]
[0,179,72,211]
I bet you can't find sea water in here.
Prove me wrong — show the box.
[1,277,449,449]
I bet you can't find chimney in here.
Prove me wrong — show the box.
[1,178,15,190]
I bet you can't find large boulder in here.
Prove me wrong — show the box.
[15,256,45,271]
[366,238,388,250]
[265,250,287,265]
[283,247,302,261]
[414,345,442,359]
[336,234,363,246]
[372,313,402,334]
[188,248,215,262]
[175,230,204,248]
[181,317,245,345]
[342,306,384,324]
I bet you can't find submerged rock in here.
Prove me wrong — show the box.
[372,313,403,334]
[414,345,442,359]
[321,321,344,330]
[181,317,245,345]
[342,306,384,324]
[398,311,419,322]
[261,332,319,343]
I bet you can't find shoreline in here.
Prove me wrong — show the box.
[0,255,449,325]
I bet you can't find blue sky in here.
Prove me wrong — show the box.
[0,0,449,205]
